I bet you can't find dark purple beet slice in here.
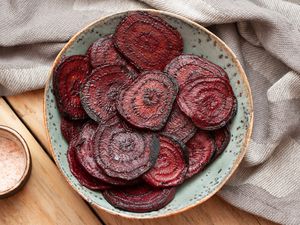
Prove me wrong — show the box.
[165,54,229,87]
[177,77,237,130]
[80,64,137,123]
[186,130,216,178]
[76,121,137,186]
[212,126,230,158]
[53,55,90,119]
[161,104,196,143]
[114,12,183,71]
[88,35,122,68]
[143,135,188,187]
[103,183,176,212]
[60,117,84,143]
[117,71,178,131]
[67,138,111,190]
[94,122,160,180]
[87,35,137,73]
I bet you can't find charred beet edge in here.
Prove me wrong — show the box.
[117,71,178,131]
[161,104,197,143]
[165,54,229,86]
[67,138,112,190]
[53,55,90,119]
[80,64,137,123]
[93,122,160,180]
[186,130,216,178]
[76,121,139,185]
[60,117,85,143]
[143,134,188,187]
[211,126,230,159]
[103,183,176,212]
[177,77,237,130]
[113,12,183,71]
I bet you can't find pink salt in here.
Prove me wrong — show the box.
[0,136,26,193]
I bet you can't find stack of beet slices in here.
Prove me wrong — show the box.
[53,11,236,213]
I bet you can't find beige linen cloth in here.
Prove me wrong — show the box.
[1,0,299,224]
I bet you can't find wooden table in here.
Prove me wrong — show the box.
[0,89,278,225]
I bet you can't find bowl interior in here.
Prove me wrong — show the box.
[45,10,253,218]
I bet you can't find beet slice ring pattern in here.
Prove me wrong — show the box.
[53,55,90,119]
[103,184,176,212]
[177,77,237,130]
[67,139,111,190]
[186,130,216,178]
[93,122,160,180]
[165,54,229,86]
[81,64,137,123]
[117,71,178,131]
[114,12,183,71]
[76,122,136,185]
[143,135,188,187]
[212,126,230,159]
[161,104,197,143]
[60,117,85,143]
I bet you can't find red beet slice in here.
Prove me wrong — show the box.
[94,122,160,180]
[177,77,237,130]
[67,138,111,190]
[165,54,229,86]
[103,183,176,212]
[117,71,178,131]
[81,64,137,123]
[161,104,197,143]
[88,35,137,72]
[88,35,122,68]
[60,117,84,143]
[53,55,90,119]
[143,135,188,187]
[186,130,216,178]
[212,126,230,158]
[114,12,183,71]
[76,121,136,186]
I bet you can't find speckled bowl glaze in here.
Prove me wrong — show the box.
[44,9,253,219]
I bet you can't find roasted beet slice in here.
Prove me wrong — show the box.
[161,104,196,143]
[114,12,183,71]
[53,55,90,119]
[165,54,229,86]
[177,77,237,130]
[186,130,215,178]
[60,117,84,143]
[94,122,160,180]
[76,122,136,186]
[88,35,122,68]
[87,35,137,72]
[67,139,111,190]
[143,135,188,187]
[212,126,230,158]
[81,64,137,123]
[103,183,176,212]
[117,71,178,131]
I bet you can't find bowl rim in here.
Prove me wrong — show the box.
[43,9,254,219]
[0,125,31,198]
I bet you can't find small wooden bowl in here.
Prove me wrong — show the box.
[0,125,31,198]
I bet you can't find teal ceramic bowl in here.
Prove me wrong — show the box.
[44,9,253,219]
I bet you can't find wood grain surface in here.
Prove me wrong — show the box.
[4,89,278,225]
